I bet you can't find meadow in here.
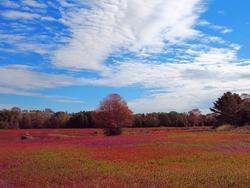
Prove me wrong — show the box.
[0,127,250,188]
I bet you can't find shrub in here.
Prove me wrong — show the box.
[104,127,122,136]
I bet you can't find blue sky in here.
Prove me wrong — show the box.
[0,0,250,113]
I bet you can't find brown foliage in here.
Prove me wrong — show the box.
[92,93,133,128]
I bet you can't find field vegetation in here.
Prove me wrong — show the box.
[0,128,250,187]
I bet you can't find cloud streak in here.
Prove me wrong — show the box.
[0,65,85,104]
[1,10,41,20]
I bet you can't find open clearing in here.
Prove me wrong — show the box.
[0,127,250,187]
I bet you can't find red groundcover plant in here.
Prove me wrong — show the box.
[92,93,133,136]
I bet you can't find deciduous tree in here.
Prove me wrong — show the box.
[92,93,133,135]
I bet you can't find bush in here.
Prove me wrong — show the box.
[104,127,122,136]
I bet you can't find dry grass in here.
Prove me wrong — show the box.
[215,124,236,131]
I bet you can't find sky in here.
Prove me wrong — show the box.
[0,0,250,113]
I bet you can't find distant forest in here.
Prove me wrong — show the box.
[1,92,250,129]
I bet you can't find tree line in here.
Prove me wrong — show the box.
[0,91,250,129]
[0,109,96,129]
[0,107,215,129]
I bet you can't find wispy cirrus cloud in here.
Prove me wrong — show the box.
[0,65,84,90]
[0,86,84,104]
[0,65,85,104]
[198,20,233,34]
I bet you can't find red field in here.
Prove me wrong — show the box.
[0,127,250,187]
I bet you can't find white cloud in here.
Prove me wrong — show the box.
[0,104,19,110]
[0,65,86,104]
[3,42,250,112]
[22,0,46,8]
[1,10,40,20]
[0,65,84,90]
[1,47,250,112]
[0,0,46,9]
[221,28,233,34]
[1,10,56,24]
[54,0,204,70]
[198,20,233,34]
[128,90,218,113]
[0,65,87,103]
[81,46,250,112]
[0,0,20,8]
[0,86,84,104]
[194,47,237,65]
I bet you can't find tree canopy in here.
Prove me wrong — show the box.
[92,93,133,128]
[210,92,242,125]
